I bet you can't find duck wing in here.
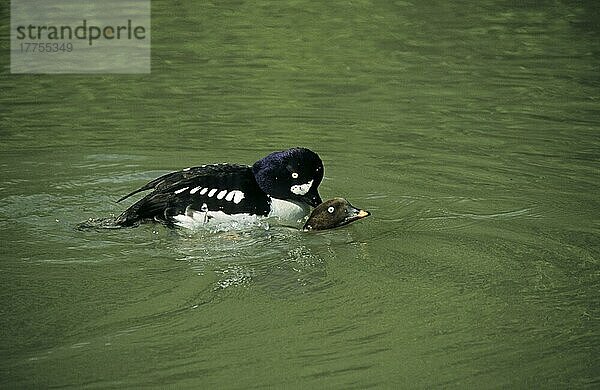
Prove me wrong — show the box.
[116,164,249,203]
[115,164,269,226]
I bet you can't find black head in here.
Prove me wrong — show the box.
[303,197,370,231]
[252,147,324,207]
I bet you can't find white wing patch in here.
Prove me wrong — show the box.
[224,190,245,204]
[217,189,228,200]
[290,180,313,196]
[183,185,245,204]
[232,190,245,204]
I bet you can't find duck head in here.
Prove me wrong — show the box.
[252,147,324,207]
[303,197,370,231]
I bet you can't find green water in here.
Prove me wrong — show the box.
[1,1,599,388]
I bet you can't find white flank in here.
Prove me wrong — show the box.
[217,190,228,200]
[190,186,202,194]
[172,207,261,230]
[208,188,218,197]
[268,197,310,224]
[174,187,189,194]
[172,195,306,231]
[290,180,313,196]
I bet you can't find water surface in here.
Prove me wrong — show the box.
[1,1,599,388]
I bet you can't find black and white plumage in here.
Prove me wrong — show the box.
[115,148,324,229]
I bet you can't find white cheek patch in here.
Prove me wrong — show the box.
[290,180,313,196]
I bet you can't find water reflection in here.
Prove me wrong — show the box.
[171,226,344,296]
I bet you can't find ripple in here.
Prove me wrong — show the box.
[171,226,333,294]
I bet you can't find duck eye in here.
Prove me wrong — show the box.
[291,172,299,179]
[327,206,335,214]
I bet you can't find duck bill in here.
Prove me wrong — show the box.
[342,207,371,226]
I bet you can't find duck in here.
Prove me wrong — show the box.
[303,197,370,231]
[115,147,324,229]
